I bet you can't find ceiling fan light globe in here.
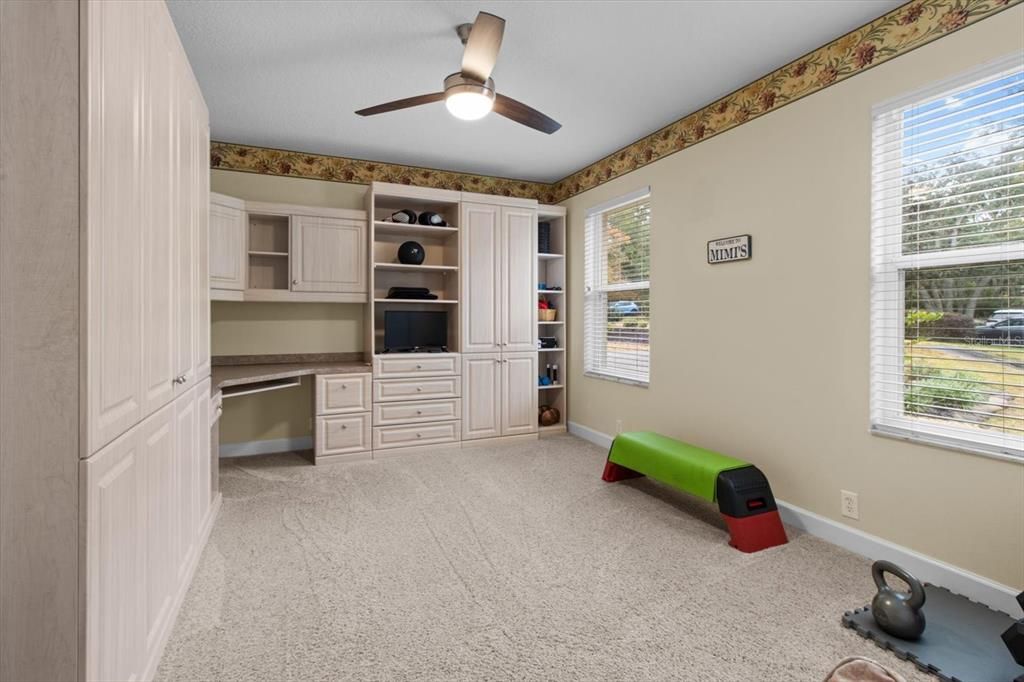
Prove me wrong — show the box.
[445,91,493,120]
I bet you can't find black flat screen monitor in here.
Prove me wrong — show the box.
[384,310,448,351]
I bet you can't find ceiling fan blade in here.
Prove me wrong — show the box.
[355,92,445,116]
[460,12,505,82]
[493,94,561,134]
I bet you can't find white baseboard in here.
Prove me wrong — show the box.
[219,436,312,458]
[567,421,1021,616]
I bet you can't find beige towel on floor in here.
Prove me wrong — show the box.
[824,656,907,682]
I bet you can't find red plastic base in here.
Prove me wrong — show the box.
[721,511,788,553]
[601,460,644,482]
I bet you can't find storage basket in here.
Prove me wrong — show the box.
[539,308,557,322]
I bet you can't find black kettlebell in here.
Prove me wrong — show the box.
[871,560,926,640]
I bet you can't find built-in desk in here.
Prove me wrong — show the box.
[212,354,372,464]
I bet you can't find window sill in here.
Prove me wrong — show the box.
[870,424,1023,465]
[584,371,648,388]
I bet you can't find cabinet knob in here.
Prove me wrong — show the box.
[416,387,422,392]
[341,424,347,430]
[416,364,422,369]
[416,410,422,415]
[341,384,347,389]
[292,279,298,285]
[416,433,422,438]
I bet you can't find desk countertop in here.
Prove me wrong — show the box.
[211,354,370,392]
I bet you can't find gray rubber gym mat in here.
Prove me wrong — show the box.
[842,585,1023,682]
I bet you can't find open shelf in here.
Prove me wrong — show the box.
[538,321,564,325]
[248,250,288,257]
[374,221,458,238]
[538,289,564,294]
[538,384,564,390]
[538,348,564,353]
[537,253,564,261]
[375,262,458,273]
[374,298,458,305]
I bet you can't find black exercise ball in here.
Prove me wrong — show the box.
[397,241,425,265]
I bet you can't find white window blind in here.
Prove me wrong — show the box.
[870,54,1024,460]
[584,187,651,385]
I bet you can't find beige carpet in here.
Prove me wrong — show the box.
[156,434,929,681]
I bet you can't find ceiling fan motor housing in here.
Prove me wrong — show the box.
[443,73,495,103]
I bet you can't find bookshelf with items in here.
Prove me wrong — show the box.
[365,183,462,357]
[537,204,567,434]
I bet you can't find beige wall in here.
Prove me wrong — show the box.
[211,171,368,444]
[560,8,1024,589]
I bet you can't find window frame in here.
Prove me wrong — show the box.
[869,53,1024,463]
[583,186,652,387]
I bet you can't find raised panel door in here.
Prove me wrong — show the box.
[83,426,145,682]
[501,352,538,436]
[193,110,210,381]
[139,403,175,658]
[195,380,211,527]
[172,65,195,394]
[140,7,176,417]
[460,202,501,353]
[501,207,537,352]
[85,0,144,454]
[291,215,366,294]
[209,198,245,291]
[174,388,197,583]
[461,353,501,440]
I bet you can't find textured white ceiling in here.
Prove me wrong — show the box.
[167,0,903,183]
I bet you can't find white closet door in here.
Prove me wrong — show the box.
[174,387,197,583]
[172,65,196,394]
[140,402,175,657]
[193,111,210,381]
[195,379,211,526]
[462,353,501,440]
[460,202,502,353]
[291,215,366,293]
[140,7,176,416]
[501,351,538,436]
[83,426,145,682]
[500,206,538,352]
[85,0,144,454]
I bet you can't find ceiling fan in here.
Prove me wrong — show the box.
[355,12,561,134]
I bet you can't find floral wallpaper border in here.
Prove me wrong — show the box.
[210,0,1021,205]
[210,143,551,200]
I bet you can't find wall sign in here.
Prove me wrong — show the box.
[707,234,752,264]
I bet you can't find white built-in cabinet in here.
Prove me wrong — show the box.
[292,215,367,294]
[209,197,368,303]
[209,193,246,297]
[461,352,538,440]
[460,199,538,440]
[82,1,215,680]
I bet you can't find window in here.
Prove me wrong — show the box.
[871,55,1024,460]
[584,187,651,385]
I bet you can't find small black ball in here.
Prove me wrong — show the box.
[398,241,425,265]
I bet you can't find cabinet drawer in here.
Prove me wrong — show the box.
[372,420,459,450]
[316,373,371,415]
[373,353,459,378]
[316,413,371,458]
[373,376,461,403]
[373,398,461,426]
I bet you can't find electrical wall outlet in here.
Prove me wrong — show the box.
[841,490,859,520]
[615,419,623,434]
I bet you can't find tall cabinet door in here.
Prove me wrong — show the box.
[139,4,176,417]
[291,215,366,294]
[500,206,538,352]
[174,388,198,584]
[193,113,211,380]
[140,403,175,659]
[209,194,246,291]
[501,352,538,436]
[460,202,502,353]
[462,353,501,440]
[172,65,196,394]
[85,0,144,454]
[83,427,145,682]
